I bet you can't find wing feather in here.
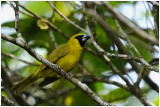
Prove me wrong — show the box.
[35,44,70,74]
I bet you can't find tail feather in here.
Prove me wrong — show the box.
[11,73,38,95]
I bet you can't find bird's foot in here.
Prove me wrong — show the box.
[68,72,74,78]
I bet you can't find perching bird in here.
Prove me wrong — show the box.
[11,34,91,95]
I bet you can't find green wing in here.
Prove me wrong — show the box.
[47,44,70,63]
[35,44,70,74]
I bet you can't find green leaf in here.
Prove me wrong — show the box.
[103,88,131,103]
[55,2,73,21]
[1,91,8,98]
[82,50,110,76]
[154,97,159,106]
[23,1,52,17]
[65,85,98,106]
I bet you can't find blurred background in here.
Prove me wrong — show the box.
[1,1,159,106]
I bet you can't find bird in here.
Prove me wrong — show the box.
[11,34,91,95]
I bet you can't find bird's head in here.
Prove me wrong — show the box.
[68,34,91,47]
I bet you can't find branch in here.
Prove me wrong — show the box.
[84,6,158,71]
[1,52,39,66]
[18,3,69,39]
[143,2,155,30]
[1,33,112,106]
[48,3,58,50]
[114,22,158,71]
[48,1,87,33]
[102,1,159,46]
[18,3,42,19]
[112,16,158,85]
[77,73,129,91]
[104,51,158,72]
[14,1,21,38]
[49,27,58,49]
[151,2,159,38]
[1,95,15,106]
[83,5,156,105]
[87,18,134,88]
[135,67,147,86]
[1,66,29,105]
[84,8,159,91]
[77,63,129,90]
[129,86,155,106]
[7,1,22,38]
[143,74,159,92]
[76,63,154,106]
[114,19,141,57]
[19,10,35,18]
[148,1,159,7]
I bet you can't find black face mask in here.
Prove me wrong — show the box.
[75,34,91,47]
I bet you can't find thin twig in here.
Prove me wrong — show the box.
[83,5,134,87]
[86,18,132,87]
[7,1,21,38]
[143,2,155,31]
[148,1,159,7]
[49,28,58,49]
[83,3,156,105]
[19,10,35,18]
[84,7,159,94]
[77,63,129,91]
[83,6,158,73]
[1,95,15,106]
[19,3,42,19]
[7,1,24,41]
[114,19,141,57]
[87,3,99,44]
[18,3,69,39]
[7,1,15,8]
[106,52,158,72]
[14,1,21,37]
[1,66,30,105]
[1,52,39,66]
[77,73,130,92]
[151,2,159,38]
[112,18,158,84]
[48,1,87,33]
[102,1,158,46]
[135,67,147,86]
[66,1,82,8]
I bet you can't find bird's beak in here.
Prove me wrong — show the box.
[82,34,91,41]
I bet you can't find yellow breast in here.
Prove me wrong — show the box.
[56,45,82,72]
